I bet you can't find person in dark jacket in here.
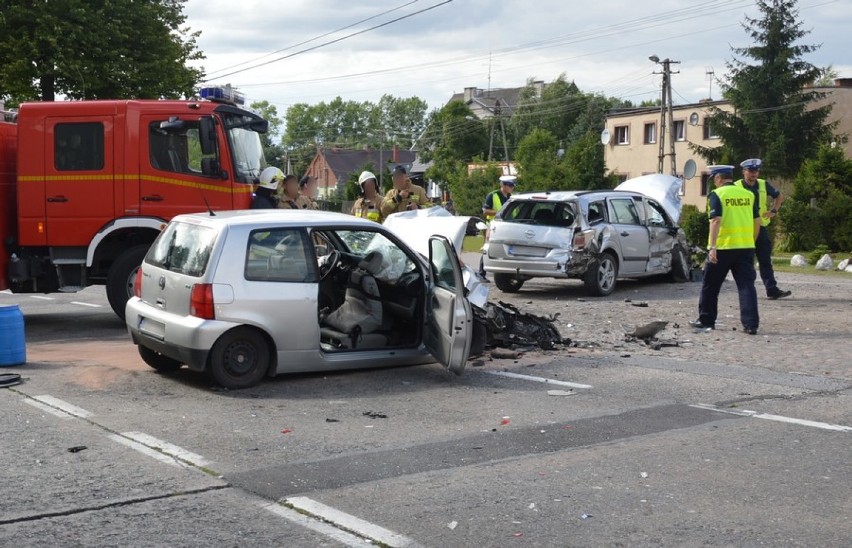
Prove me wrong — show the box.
[251,167,284,209]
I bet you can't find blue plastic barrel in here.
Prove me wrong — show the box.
[0,304,26,366]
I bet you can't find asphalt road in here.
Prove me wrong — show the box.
[1,284,850,547]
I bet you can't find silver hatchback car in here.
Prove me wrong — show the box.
[483,188,690,295]
[126,210,474,389]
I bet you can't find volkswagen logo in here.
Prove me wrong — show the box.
[524,229,535,239]
[158,276,166,289]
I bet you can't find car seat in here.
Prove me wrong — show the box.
[320,251,387,349]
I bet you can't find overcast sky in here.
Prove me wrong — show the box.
[184,0,851,117]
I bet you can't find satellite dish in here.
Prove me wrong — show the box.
[689,112,700,126]
[683,159,697,180]
[600,129,611,145]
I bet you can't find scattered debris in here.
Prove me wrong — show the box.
[447,521,458,530]
[0,373,22,388]
[280,428,293,434]
[622,321,668,340]
[647,339,679,350]
[67,446,87,453]
[325,418,340,423]
[475,300,565,351]
[630,301,649,307]
[501,417,511,425]
[491,348,521,360]
[363,411,388,419]
[547,389,576,396]
[640,472,649,478]
[581,513,593,520]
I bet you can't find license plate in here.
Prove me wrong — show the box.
[507,245,545,257]
[138,317,166,340]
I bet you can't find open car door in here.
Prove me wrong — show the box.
[424,235,473,375]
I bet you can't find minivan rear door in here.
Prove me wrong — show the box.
[424,235,472,375]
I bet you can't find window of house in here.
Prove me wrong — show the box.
[55,123,104,171]
[674,120,685,141]
[643,122,656,144]
[703,119,720,139]
[701,174,713,196]
[149,121,218,176]
[615,125,629,145]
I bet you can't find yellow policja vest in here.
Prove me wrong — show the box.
[735,178,770,227]
[712,185,755,250]
[485,191,504,221]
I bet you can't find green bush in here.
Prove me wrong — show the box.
[679,205,709,247]
[808,245,831,265]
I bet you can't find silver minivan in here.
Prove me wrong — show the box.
[483,189,690,295]
[126,210,474,389]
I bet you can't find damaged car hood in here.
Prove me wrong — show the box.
[615,174,684,223]
[383,207,475,256]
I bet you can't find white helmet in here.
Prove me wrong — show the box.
[358,170,377,190]
[258,167,284,190]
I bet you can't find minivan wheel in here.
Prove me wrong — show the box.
[107,244,149,321]
[208,327,270,389]
[670,244,690,282]
[584,253,618,296]
[138,345,183,372]
[494,273,525,293]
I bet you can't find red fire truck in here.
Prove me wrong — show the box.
[0,87,269,319]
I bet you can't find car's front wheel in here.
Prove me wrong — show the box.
[584,253,618,296]
[494,273,525,293]
[208,327,271,389]
[138,345,183,372]
[669,244,690,282]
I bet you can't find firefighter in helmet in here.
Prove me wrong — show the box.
[351,171,384,223]
[252,167,283,209]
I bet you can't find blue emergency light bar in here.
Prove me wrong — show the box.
[199,85,246,106]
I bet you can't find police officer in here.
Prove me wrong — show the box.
[736,158,791,299]
[690,165,761,335]
[479,175,516,278]
[251,167,283,209]
[380,165,430,217]
[351,171,383,223]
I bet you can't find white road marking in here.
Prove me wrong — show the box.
[29,295,55,300]
[31,395,93,418]
[70,301,102,308]
[690,404,852,432]
[286,496,418,548]
[108,434,183,467]
[486,370,593,389]
[120,432,211,467]
[23,398,73,419]
[262,502,375,548]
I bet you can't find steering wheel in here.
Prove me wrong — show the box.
[319,249,340,281]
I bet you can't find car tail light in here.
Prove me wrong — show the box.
[133,268,143,298]
[190,283,215,320]
[573,229,596,250]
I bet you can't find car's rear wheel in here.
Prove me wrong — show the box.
[138,345,183,372]
[107,244,150,321]
[494,273,525,293]
[669,244,690,282]
[584,252,618,296]
[208,327,271,389]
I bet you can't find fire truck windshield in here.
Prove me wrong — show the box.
[219,111,268,184]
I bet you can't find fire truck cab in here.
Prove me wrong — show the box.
[0,88,268,319]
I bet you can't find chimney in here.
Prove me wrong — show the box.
[463,87,477,101]
[533,80,545,98]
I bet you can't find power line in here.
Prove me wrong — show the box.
[203,0,454,82]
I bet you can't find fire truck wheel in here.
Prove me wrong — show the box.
[107,244,149,321]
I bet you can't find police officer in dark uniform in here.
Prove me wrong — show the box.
[735,158,791,299]
[690,165,761,334]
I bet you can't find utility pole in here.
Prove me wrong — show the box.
[650,55,680,176]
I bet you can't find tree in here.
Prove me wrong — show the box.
[510,75,583,148]
[420,101,488,193]
[693,0,835,180]
[0,0,203,103]
[515,128,563,189]
[250,100,285,168]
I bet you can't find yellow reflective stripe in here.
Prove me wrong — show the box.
[16,173,251,194]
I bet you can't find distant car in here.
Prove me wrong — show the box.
[126,210,474,389]
[483,188,690,295]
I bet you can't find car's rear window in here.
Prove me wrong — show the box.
[497,200,576,227]
[145,221,217,277]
